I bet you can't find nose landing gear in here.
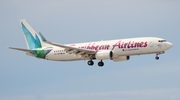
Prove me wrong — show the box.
[155,55,159,60]
[155,52,165,60]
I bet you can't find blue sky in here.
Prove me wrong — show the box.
[1,0,180,100]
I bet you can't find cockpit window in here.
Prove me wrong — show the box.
[158,40,166,42]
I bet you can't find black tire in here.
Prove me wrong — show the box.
[98,61,104,67]
[87,60,94,66]
[155,56,159,60]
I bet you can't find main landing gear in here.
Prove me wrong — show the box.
[87,60,94,66]
[98,60,104,67]
[87,60,104,67]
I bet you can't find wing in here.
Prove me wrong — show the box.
[9,47,36,52]
[45,41,97,55]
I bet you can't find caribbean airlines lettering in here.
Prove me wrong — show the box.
[112,41,148,50]
[77,40,148,51]
[79,43,110,50]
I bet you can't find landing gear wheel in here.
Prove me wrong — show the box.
[87,60,94,66]
[155,56,159,60]
[155,54,160,60]
[98,61,104,67]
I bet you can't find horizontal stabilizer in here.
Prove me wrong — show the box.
[9,47,36,52]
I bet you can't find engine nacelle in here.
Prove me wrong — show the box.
[113,56,130,62]
[95,50,113,60]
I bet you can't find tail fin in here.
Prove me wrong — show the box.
[20,19,50,49]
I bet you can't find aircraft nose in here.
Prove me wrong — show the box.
[166,42,173,49]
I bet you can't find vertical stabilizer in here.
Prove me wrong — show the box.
[20,19,41,49]
[20,19,50,49]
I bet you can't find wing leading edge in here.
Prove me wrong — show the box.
[38,33,97,55]
[45,41,96,54]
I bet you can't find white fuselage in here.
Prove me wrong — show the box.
[10,20,173,67]
[45,37,172,61]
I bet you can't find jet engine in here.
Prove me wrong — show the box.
[113,56,130,62]
[95,50,113,60]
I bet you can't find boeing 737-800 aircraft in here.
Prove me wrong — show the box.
[9,19,173,67]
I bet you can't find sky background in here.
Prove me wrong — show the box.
[1,0,180,100]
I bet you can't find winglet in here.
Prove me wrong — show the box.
[38,32,47,42]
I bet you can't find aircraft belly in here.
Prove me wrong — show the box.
[46,53,83,61]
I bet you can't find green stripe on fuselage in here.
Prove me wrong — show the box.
[31,49,52,59]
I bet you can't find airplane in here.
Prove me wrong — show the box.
[9,19,173,67]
